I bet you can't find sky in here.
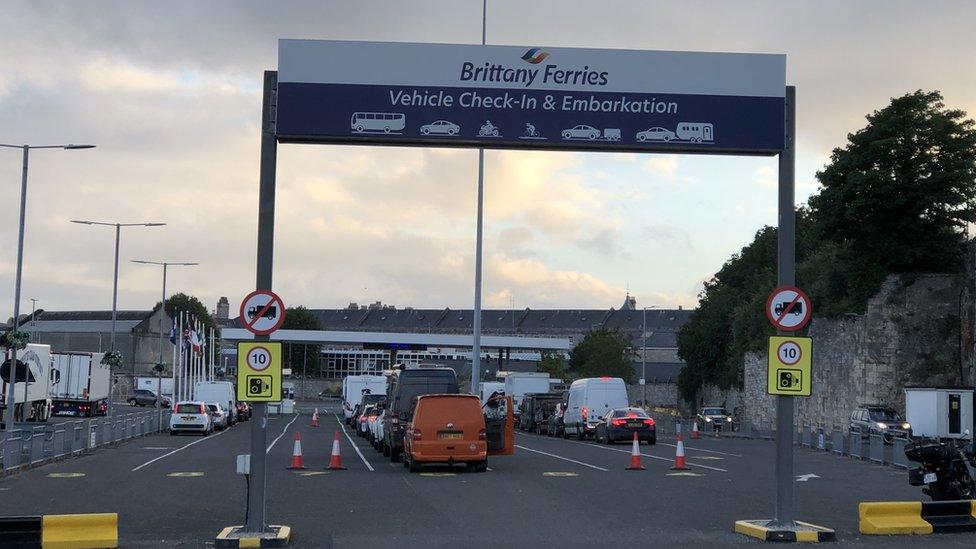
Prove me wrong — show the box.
[0,0,974,317]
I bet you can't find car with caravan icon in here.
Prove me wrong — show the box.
[351,112,406,134]
[636,127,677,142]
[675,122,714,143]
[420,120,460,136]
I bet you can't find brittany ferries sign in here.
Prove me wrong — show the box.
[276,39,786,155]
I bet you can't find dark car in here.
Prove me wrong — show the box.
[696,406,733,431]
[594,407,656,444]
[382,366,459,463]
[127,389,170,408]
[849,405,912,443]
[351,393,387,428]
[518,393,563,433]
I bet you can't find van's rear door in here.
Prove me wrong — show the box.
[484,395,514,456]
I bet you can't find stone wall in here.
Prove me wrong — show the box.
[740,274,968,431]
[626,382,678,408]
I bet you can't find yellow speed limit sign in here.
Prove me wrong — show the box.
[237,342,282,402]
[767,336,812,397]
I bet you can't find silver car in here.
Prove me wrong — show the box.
[636,127,677,142]
[420,120,460,136]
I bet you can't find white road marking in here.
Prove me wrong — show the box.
[661,442,742,457]
[266,413,301,454]
[132,428,231,472]
[143,447,171,450]
[514,444,609,471]
[536,434,729,472]
[333,413,375,472]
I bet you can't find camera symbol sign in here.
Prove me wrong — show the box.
[767,336,812,397]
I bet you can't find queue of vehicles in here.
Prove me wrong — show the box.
[169,381,251,435]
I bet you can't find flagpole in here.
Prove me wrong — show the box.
[177,311,183,401]
[170,314,176,406]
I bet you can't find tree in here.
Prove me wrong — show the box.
[811,90,976,276]
[538,351,570,381]
[568,329,635,383]
[282,306,323,377]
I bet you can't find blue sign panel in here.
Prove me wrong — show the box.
[277,40,785,155]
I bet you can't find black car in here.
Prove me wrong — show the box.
[127,389,170,408]
[849,405,912,443]
[381,366,459,462]
[696,406,733,431]
[594,407,656,444]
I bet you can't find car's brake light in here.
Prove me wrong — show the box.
[643,419,655,426]
[412,428,422,441]
[478,429,486,440]
[611,418,627,426]
[199,404,206,414]
[581,406,588,420]
[391,417,398,425]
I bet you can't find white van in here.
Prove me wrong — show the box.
[563,377,629,439]
[194,381,237,424]
[342,375,387,423]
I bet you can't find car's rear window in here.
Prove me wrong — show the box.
[207,405,219,412]
[417,396,481,420]
[177,404,201,414]
[612,409,648,418]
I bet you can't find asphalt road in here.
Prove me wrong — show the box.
[1,401,975,548]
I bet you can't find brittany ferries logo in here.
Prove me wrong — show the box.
[520,48,549,64]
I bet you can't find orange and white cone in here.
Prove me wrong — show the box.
[626,432,645,470]
[287,431,307,470]
[714,424,720,438]
[327,430,346,470]
[310,408,319,427]
[671,431,690,470]
[691,421,700,440]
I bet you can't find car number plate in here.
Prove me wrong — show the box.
[438,432,463,440]
[923,472,938,484]
[181,415,197,420]
[627,422,642,428]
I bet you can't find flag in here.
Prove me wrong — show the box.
[169,314,178,346]
[190,317,203,355]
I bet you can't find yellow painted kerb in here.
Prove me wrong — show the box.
[858,501,932,535]
[42,513,118,549]
[733,520,769,540]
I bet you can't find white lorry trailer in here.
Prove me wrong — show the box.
[905,387,975,439]
[136,376,174,398]
[0,344,54,424]
[49,351,108,417]
[479,381,505,404]
[342,375,387,423]
[503,372,552,412]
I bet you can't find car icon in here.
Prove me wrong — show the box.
[420,120,460,136]
[636,127,677,142]
[562,125,600,140]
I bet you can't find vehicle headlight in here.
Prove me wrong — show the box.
[902,423,911,430]
[704,417,712,422]
[726,417,733,422]
[876,422,888,430]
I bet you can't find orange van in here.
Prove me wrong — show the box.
[403,393,514,472]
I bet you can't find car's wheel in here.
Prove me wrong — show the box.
[663,135,671,142]
[649,436,656,445]
[355,125,365,133]
[421,127,430,135]
[562,131,571,139]
[127,399,136,406]
[577,426,585,441]
[169,430,176,436]
[637,134,646,142]
[474,460,488,473]
[382,441,391,457]
[384,126,391,133]
[589,132,597,140]
[449,128,457,135]
[408,456,422,473]
[606,434,614,445]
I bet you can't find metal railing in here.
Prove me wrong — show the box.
[0,409,171,476]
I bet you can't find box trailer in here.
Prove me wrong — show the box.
[50,351,109,417]
[504,372,551,413]
[905,387,975,439]
[0,344,54,424]
[136,376,174,398]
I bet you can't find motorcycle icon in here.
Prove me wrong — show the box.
[478,120,500,137]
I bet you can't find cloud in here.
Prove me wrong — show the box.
[642,155,679,180]
[756,165,777,187]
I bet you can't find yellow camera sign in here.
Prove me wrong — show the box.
[767,336,812,397]
[237,342,282,402]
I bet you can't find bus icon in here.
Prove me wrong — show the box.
[351,112,406,134]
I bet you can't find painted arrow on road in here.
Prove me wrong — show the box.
[795,473,820,482]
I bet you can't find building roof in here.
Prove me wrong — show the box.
[34,310,153,322]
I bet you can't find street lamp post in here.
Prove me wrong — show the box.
[2,142,94,433]
[131,260,198,425]
[71,220,165,418]
[641,305,659,409]
[29,299,37,343]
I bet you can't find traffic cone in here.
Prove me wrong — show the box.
[671,431,690,470]
[691,421,700,440]
[714,424,720,438]
[327,430,346,470]
[626,432,645,470]
[287,432,307,470]
[310,408,319,427]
